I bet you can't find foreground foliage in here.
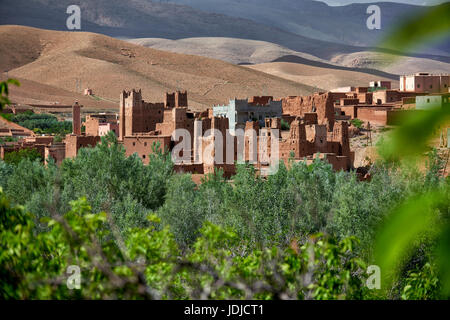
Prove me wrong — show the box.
[0,192,370,299]
[0,132,448,299]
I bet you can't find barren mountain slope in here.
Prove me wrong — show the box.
[1,25,318,111]
[130,37,450,77]
[245,62,399,91]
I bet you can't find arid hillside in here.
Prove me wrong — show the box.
[130,37,450,81]
[245,62,399,91]
[1,25,317,111]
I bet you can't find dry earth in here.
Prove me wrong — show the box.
[245,62,399,91]
[1,25,317,112]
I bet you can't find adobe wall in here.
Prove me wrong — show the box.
[200,116,232,166]
[282,93,343,130]
[249,96,274,105]
[85,116,100,136]
[357,107,392,125]
[45,143,66,165]
[302,153,350,171]
[98,123,119,137]
[175,91,188,108]
[24,136,54,145]
[357,92,373,104]
[303,113,318,125]
[305,124,328,153]
[328,121,351,159]
[120,89,165,139]
[339,106,358,119]
[165,91,188,108]
[279,120,311,160]
[165,92,176,108]
[72,102,81,135]
[244,121,260,162]
[65,135,101,159]
[173,163,204,175]
[123,135,172,165]
[340,98,359,106]
[373,90,420,104]
[203,163,236,178]
[281,115,296,126]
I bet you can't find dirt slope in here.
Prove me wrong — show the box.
[1,25,317,111]
[246,62,399,91]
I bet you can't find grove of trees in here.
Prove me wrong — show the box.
[0,131,448,299]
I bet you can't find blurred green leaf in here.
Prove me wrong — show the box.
[374,189,447,289]
[378,108,450,161]
[380,3,450,55]
[0,79,20,111]
[437,223,450,297]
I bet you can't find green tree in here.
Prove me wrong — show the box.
[3,148,43,166]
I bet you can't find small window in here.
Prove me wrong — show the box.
[143,155,146,159]
[427,99,430,103]
[144,142,147,147]
[133,142,135,146]
[430,85,433,89]
[417,84,421,88]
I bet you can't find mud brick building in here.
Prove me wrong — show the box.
[123,134,172,164]
[1,86,357,176]
[72,102,82,136]
[332,75,450,126]
[119,89,165,140]
[165,91,188,109]
[241,115,353,171]
[116,89,355,174]
[0,136,54,161]
[44,143,66,165]
[282,92,347,131]
[119,89,237,176]
[85,113,119,137]
[65,134,101,159]
[416,93,450,111]
[213,96,282,134]
[400,73,449,94]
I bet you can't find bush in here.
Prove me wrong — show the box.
[281,119,290,130]
[350,119,364,129]
[3,148,43,166]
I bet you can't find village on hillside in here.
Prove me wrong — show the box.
[1,72,449,179]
